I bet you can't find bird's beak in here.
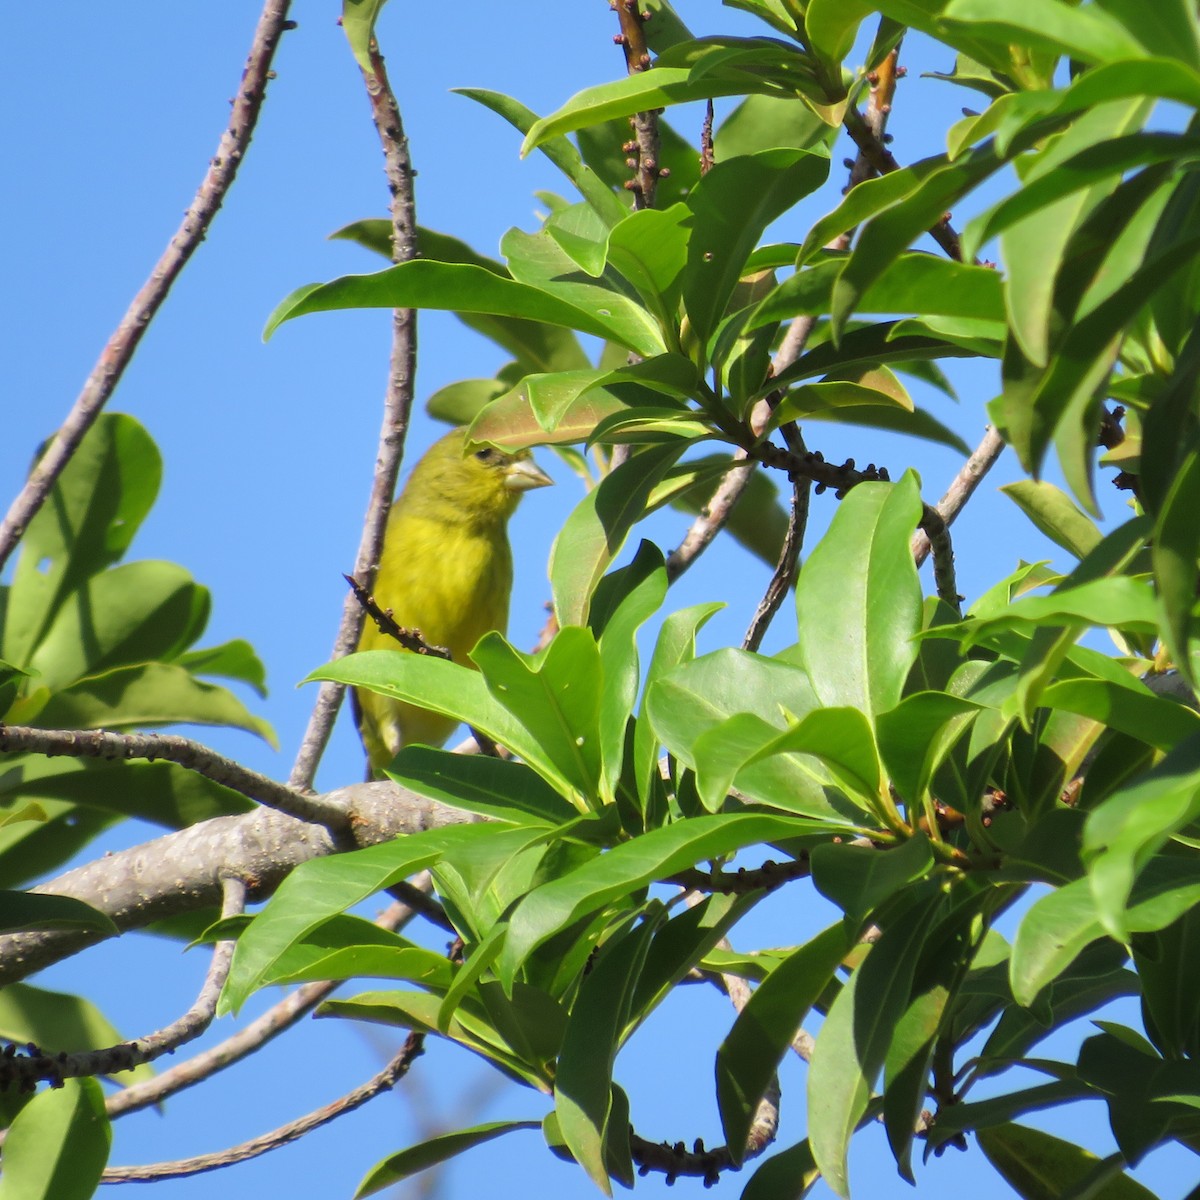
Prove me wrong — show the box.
[504,456,554,492]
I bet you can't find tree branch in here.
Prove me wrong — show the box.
[0,876,244,1094]
[0,724,347,830]
[288,34,420,791]
[0,781,476,986]
[613,0,662,209]
[104,884,428,1119]
[911,426,1006,568]
[0,0,295,576]
[101,1033,425,1183]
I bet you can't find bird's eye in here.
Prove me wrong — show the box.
[474,448,499,463]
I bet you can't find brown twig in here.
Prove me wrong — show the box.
[104,885,429,1120]
[663,855,810,895]
[288,36,420,791]
[0,0,294,577]
[0,877,245,1096]
[700,98,715,175]
[0,724,346,830]
[613,0,663,209]
[743,475,809,651]
[918,505,961,614]
[910,426,1006,568]
[101,1033,425,1182]
[344,574,451,659]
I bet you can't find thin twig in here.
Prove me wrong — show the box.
[104,885,429,1120]
[613,0,662,209]
[0,877,245,1096]
[0,725,347,830]
[101,1033,425,1182]
[288,36,420,791]
[743,475,809,651]
[0,0,294,577]
[910,426,1006,568]
[918,506,961,613]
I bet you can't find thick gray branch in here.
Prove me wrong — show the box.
[0,782,473,986]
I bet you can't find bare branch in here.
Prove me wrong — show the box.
[744,476,809,651]
[288,35,420,791]
[918,506,961,614]
[0,724,347,830]
[0,0,295,576]
[911,426,1006,568]
[101,1033,425,1183]
[0,876,244,1094]
[613,0,662,208]
[105,883,429,1120]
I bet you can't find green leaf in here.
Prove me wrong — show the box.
[386,747,578,825]
[1040,678,1200,753]
[810,834,936,922]
[220,833,460,1013]
[877,693,982,806]
[354,1121,540,1199]
[805,0,874,67]
[683,149,829,348]
[549,443,685,628]
[455,89,628,228]
[501,226,665,356]
[739,1137,821,1200]
[593,543,668,804]
[341,0,387,76]
[1153,445,1200,689]
[472,628,604,805]
[555,914,658,1193]
[1000,481,1104,560]
[0,1077,110,1200]
[0,891,117,936]
[797,472,923,717]
[1083,733,1200,942]
[752,253,1005,329]
[831,146,1001,337]
[499,813,825,981]
[35,662,275,746]
[716,923,852,1164]
[178,638,268,697]
[28,561,210,692]
[977,1122,1158,1200]
[3,414,161,670]
[265,260,657,354]
[309,650,576,800]
[714,92,832,159]
[940,0,1152,66]
[808,888,943,1197]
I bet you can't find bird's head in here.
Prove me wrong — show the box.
[405,428,553,524]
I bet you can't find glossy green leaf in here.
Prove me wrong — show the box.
[454,89,628,227]
[683,148,829,346]
[877,693,982,806]
[740,1137,821,1200]
[797,472,923,717]
[220,833,466,1013]
[940,0,1152,66]
[717,923,852,1163]
[1040,678,1200,753]
[310,650,573,798]
[354,1121,540,1199]
[555,914,658,1193]
[0,1077,109,1200]
[593,543,668,804]
[499,813,824,980]
[472,628,604,805]
[808,889,943,1196]
[1000,481,1103,560]
[265,260,658,354]
[386,747,578,825]
[1153,445,1200,688]
[811,834,935,922]
[550,443,684,628]
[177,637,267,697]
[977,1122,1157,1200]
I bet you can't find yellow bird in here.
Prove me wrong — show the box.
[354,427,553,775]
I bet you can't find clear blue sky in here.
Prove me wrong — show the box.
[1,3,1186,1199]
